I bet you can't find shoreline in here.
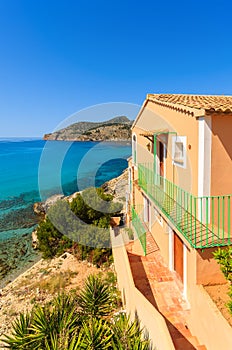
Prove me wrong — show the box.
[0,168,128,289]
[43,138,131,143]
[0,233,41,289]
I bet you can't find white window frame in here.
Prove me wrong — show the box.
[132,133,137,166]
[172,136,187,168]
[143,196,150,225]
[154,207,163,227]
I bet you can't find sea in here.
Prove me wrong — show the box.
[0,138,131,241]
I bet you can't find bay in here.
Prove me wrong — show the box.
[0,139,131,240]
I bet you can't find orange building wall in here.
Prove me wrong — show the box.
[211,114,232,196]
[151,218,169,265]
[134,101,200,196]
[196,247,227,285]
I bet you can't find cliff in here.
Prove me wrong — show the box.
[43,116,133,141]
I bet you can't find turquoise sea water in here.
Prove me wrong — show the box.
[0,139,131,240]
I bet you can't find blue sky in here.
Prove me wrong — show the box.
[0,0,232,136]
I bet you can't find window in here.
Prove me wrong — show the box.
[154,207,163,227]
[172,136,186,168]
[143,196,150,224]
[132,133,137,165]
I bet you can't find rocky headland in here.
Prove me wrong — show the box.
[43,116,133,141]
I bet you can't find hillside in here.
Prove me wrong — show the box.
[43,116,133,141]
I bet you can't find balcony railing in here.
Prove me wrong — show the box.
[138,163,232,249]
[131,206,147,255]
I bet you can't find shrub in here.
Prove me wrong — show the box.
[36,187,122,264]
[213,247,232,282]
[214,247,232,315]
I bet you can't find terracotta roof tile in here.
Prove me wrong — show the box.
[147,94,232,114]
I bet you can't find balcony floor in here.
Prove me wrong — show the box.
[136,179,231,248]
[126,234,207,350]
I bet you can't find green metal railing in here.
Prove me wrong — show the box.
[131,205,147,255]
[138,163,232,249]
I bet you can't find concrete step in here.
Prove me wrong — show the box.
[173,336,198,350]
[146,231,159,254]
[172,323,192,339]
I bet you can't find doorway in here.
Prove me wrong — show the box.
[156,140,166,187]
[174,233,184,282]
[158,141,164,176]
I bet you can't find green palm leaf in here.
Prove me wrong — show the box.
[80,317,112,349]
[2,312,33,349]
[78,274,114,318]
[111,313,150,350]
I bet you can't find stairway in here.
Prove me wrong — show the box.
[127,234,207,350]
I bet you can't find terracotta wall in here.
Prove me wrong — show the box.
[112,230,175,350]
[132,126,154,165]
[134,184,144,207]
[211,114,232,196]
[151,215,169,265]
[196,247,227,285]
[112,229,232,350]
[187,284,232,350]
[134,101,199,196]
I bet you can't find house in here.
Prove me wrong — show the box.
[112,94,232,350]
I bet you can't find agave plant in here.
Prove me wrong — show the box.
[2,275,151,350]
[78,274,115,318]
[78,317,113,349]
[2,312,33,349]
[111,313,150,350]
[2,293,81,350]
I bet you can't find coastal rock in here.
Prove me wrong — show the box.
[0,234,40,289]
[43,133,52,140]
[34,195,65,216]
[44,194,65,211]
[33,202,45,215]
[67,192,79,203]
[102,169,128,197]
[32,230,39,250]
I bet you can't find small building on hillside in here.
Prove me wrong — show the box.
[112,94,232,350]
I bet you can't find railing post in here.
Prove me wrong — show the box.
[228,196,231,244]
[135,163,232,249]
[200,198,203,246]
[212,197,214,245]
[194,197,197,247]
[206,197,209,246]
[218,196,220,241]
[222,196,225,244]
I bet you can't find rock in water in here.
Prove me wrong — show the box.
[33,202,45,215]
[32,230,39,249]
[44,194,65,212]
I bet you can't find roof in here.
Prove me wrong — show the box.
[139,129,168,137]
[147,94,232,114]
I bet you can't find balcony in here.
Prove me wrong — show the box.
[137,163,232,249]
[131,205,147,255]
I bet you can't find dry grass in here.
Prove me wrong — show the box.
[0,253,115,341]
[32,270,78,294]
[204,282,232,327]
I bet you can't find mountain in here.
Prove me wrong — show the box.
[43,116,133,141]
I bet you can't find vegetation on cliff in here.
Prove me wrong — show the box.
[36,187,122,264]
[43,116,133,141]
[2,274,150,349]
[214,247,232,314]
